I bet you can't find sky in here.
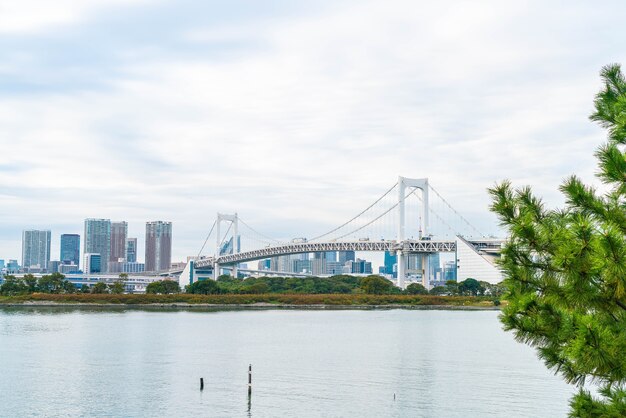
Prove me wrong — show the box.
[1,0,625,264]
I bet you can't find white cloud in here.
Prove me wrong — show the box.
[0,0,622,263]
[0,0,149,34]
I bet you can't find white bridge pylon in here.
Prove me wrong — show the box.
[397,176,428,289]
[215,213,239,279]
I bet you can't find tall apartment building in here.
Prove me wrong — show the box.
[84,219,111,273]
[60,234,80,266]
[22,230,51,272]
[110,221,128,262]
[125,238,137,263]
[145,221,172,272]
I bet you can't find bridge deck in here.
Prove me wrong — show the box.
[193,239,458,268]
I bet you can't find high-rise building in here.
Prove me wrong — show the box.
[383,251,397,277]
[84,253,102,274]
[22,230,51,272]
[110,221,128,262]
[145,221,172,272]
[84,219,111,272]
[125,238,137,263]
[60,234,80,266]
[337,251,355,264]
[6,260,19,274]
[350,258,373,274]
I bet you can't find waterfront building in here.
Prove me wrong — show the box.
[145,221,172,272]
[22,229,51,273]
[58,263,80,274]
[125,238,137,263]
[84,219,111,272]
[121,262,145,273]
[326,261,343,275]
[84,253,102,274]
[49,260,61,273]
[6,260,19,274]
[60,234,80,266]
[110,221,128,262]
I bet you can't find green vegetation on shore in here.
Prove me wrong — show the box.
[0,272,503,307]
[0,292,498,307]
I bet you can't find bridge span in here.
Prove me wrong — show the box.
[194,239,457,268]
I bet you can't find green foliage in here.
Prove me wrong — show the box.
[489,64,626,415]
[359,275,394,294]
[91,282,108,294]
[429,286,448,295]
[146,280,181,294]
[0,273,76,295]
[109,281,126,294]
[404,283,429,295]
[457,278,484,296]
[0,292,492,307]
[186,279,221,295]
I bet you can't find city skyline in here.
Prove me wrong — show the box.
[1,1,625,263]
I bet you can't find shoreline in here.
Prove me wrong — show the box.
[0,301,500,310]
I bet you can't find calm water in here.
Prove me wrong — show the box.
[0,308,574,417]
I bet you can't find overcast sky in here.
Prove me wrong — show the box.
[1,0,624,263]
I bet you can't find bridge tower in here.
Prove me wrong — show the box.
[397,177,429,289]
[215,213,239,279]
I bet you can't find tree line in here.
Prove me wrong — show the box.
[0,273,128,295]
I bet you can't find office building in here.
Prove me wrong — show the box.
[84,219,111,272]
[84,253,102,274]
[60,234,80,266]
[326,261,344,275]
[6,260,19,274]
[349,258,372,274]
[383,251,397,277]
[49,260,61,274]
[311,258,326,275]
[145,221,172,272]
[219,236,241,256]
[58,263,79,274]
[110,221,128,262]
[338,251,355,264]
[258,259,271,270]
[22,229,51,272]
[125,238,137,263]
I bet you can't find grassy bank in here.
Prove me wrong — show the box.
[0,293,500,307]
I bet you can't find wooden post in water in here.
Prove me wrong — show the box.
[248,364,252,396]
[200,377,204,391]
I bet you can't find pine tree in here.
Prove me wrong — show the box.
[489,64,626,417]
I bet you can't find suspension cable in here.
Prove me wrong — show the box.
[409,189,455,235]
[218,221,233,253]
[333,187,416,240]
[428,185,483,236]
[309,182,398,241]
[196,220,217,258]
[239,218,281,243]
